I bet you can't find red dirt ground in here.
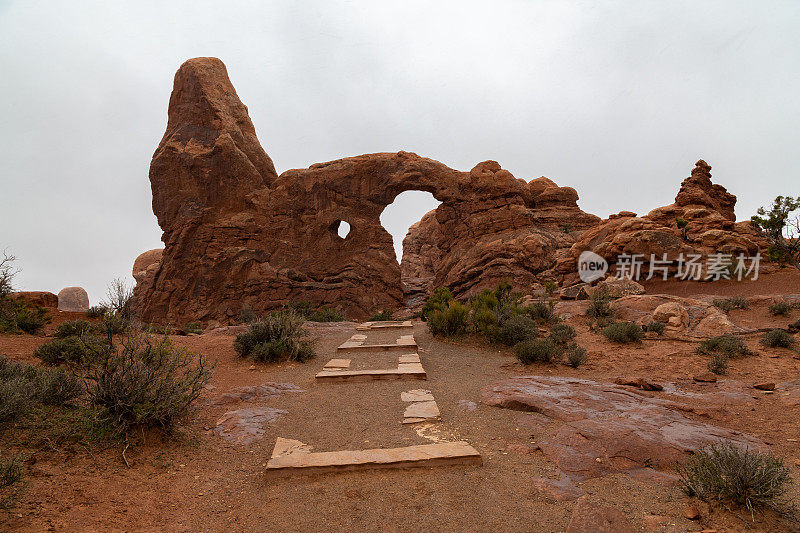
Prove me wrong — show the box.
[1,270,799,532]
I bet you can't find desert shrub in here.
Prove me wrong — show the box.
[239,305,257,324]
[549,323,576,346]
[712,296,750,314]
[586,294,613,319]
[708,352,729,375]
[184,322,203,335]
[760,329,795,349]
[234,311,315,363]
[86,305,107,319]
[543,280,558,296]
[499,316,539,346]
[0,357,83,423]
[421,287,454,320]
[369,309,394,322]
[102,278,135,320]
[644,321,666,335]
[471,307,499,340]
[698,334,751,358]
[427,301,469,337]
[0,452,22,489]
[83,334,213,433]
[55,320,94,338]
[515,338,557,364]
[601,322,644,344]
[97,314,129,335]
[769,302,792,317]
[751,196,800,270]
[564,343,588,368]
[309,306,345,322]
[678,441,793,516]
[525,301,555,324]
[34,336,109,366]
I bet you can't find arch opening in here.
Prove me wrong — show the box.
[330,220,351,239]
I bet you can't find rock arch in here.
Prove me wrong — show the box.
[133,57,600,324]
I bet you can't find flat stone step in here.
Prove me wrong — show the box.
[315,364,426,382]
[336,335,417,352]
[324,358,351,369]
[265,438,482,476]
[356,320,414,331]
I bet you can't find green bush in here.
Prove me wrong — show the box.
[309,306,345,322]
[565,343,588,368]
[543,281,558,296]
[525,301,555,324]
[471,307,499,340]
[83,334,213,433]
[427,301,469,337]
[421,287,454,320]
[678,441,793,515]
[712,296,750,314]
[644,321,666,335]
[760,329,795,349]
[55,320,94,338]
[549,323,576,345]
[97,315,129,335]
[586,294,613,319]
[234,311,315,363]
[34,336,109,366]
[601,322,644,343]
[184,322,203,335]
[515,338,558,364]
[369,309,394,322]
[708,352,729,375]
[0,356,83,423]
[86,305,107,319]
[0,300,50,335]
[769,302,792,317]
[499,316,538,346]
[698,334,751,358]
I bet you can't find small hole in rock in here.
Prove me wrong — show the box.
[336,221,351,239]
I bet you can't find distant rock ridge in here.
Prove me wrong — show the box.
[132,57,765,324]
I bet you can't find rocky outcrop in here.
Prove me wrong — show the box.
[57,287,89,312]
[133,58,599,324]
[557,160,765,284]
[9,291,58,308]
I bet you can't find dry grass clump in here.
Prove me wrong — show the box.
[601,321,644,344]
[678,441,794,519]
[234,311,315,362]
[713,296,750,314]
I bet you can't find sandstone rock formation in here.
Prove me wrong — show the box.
[557,160,765,284]
[57,287,89,312]
[133,57,599,324]
[133,57,766,324]
[9,291,58,308]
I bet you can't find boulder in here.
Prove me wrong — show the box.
[586,278,645,299]
[57,287,89,312]
[652,302,689,329]
[9,291,58,308]
[132,248,163,283]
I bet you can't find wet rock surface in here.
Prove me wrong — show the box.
[482,376,763,485]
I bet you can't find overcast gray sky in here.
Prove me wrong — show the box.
[1,1,798,304]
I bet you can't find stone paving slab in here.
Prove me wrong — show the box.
[324,359,351,369]
[315,365,427,382]
[337,334,418,352]
[401,389,434,402]
[403,400,441,424]
[398,354,420,364]
[356,320,414,330]
[265,438,481,476]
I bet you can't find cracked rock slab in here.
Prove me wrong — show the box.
[214,407,287,444]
